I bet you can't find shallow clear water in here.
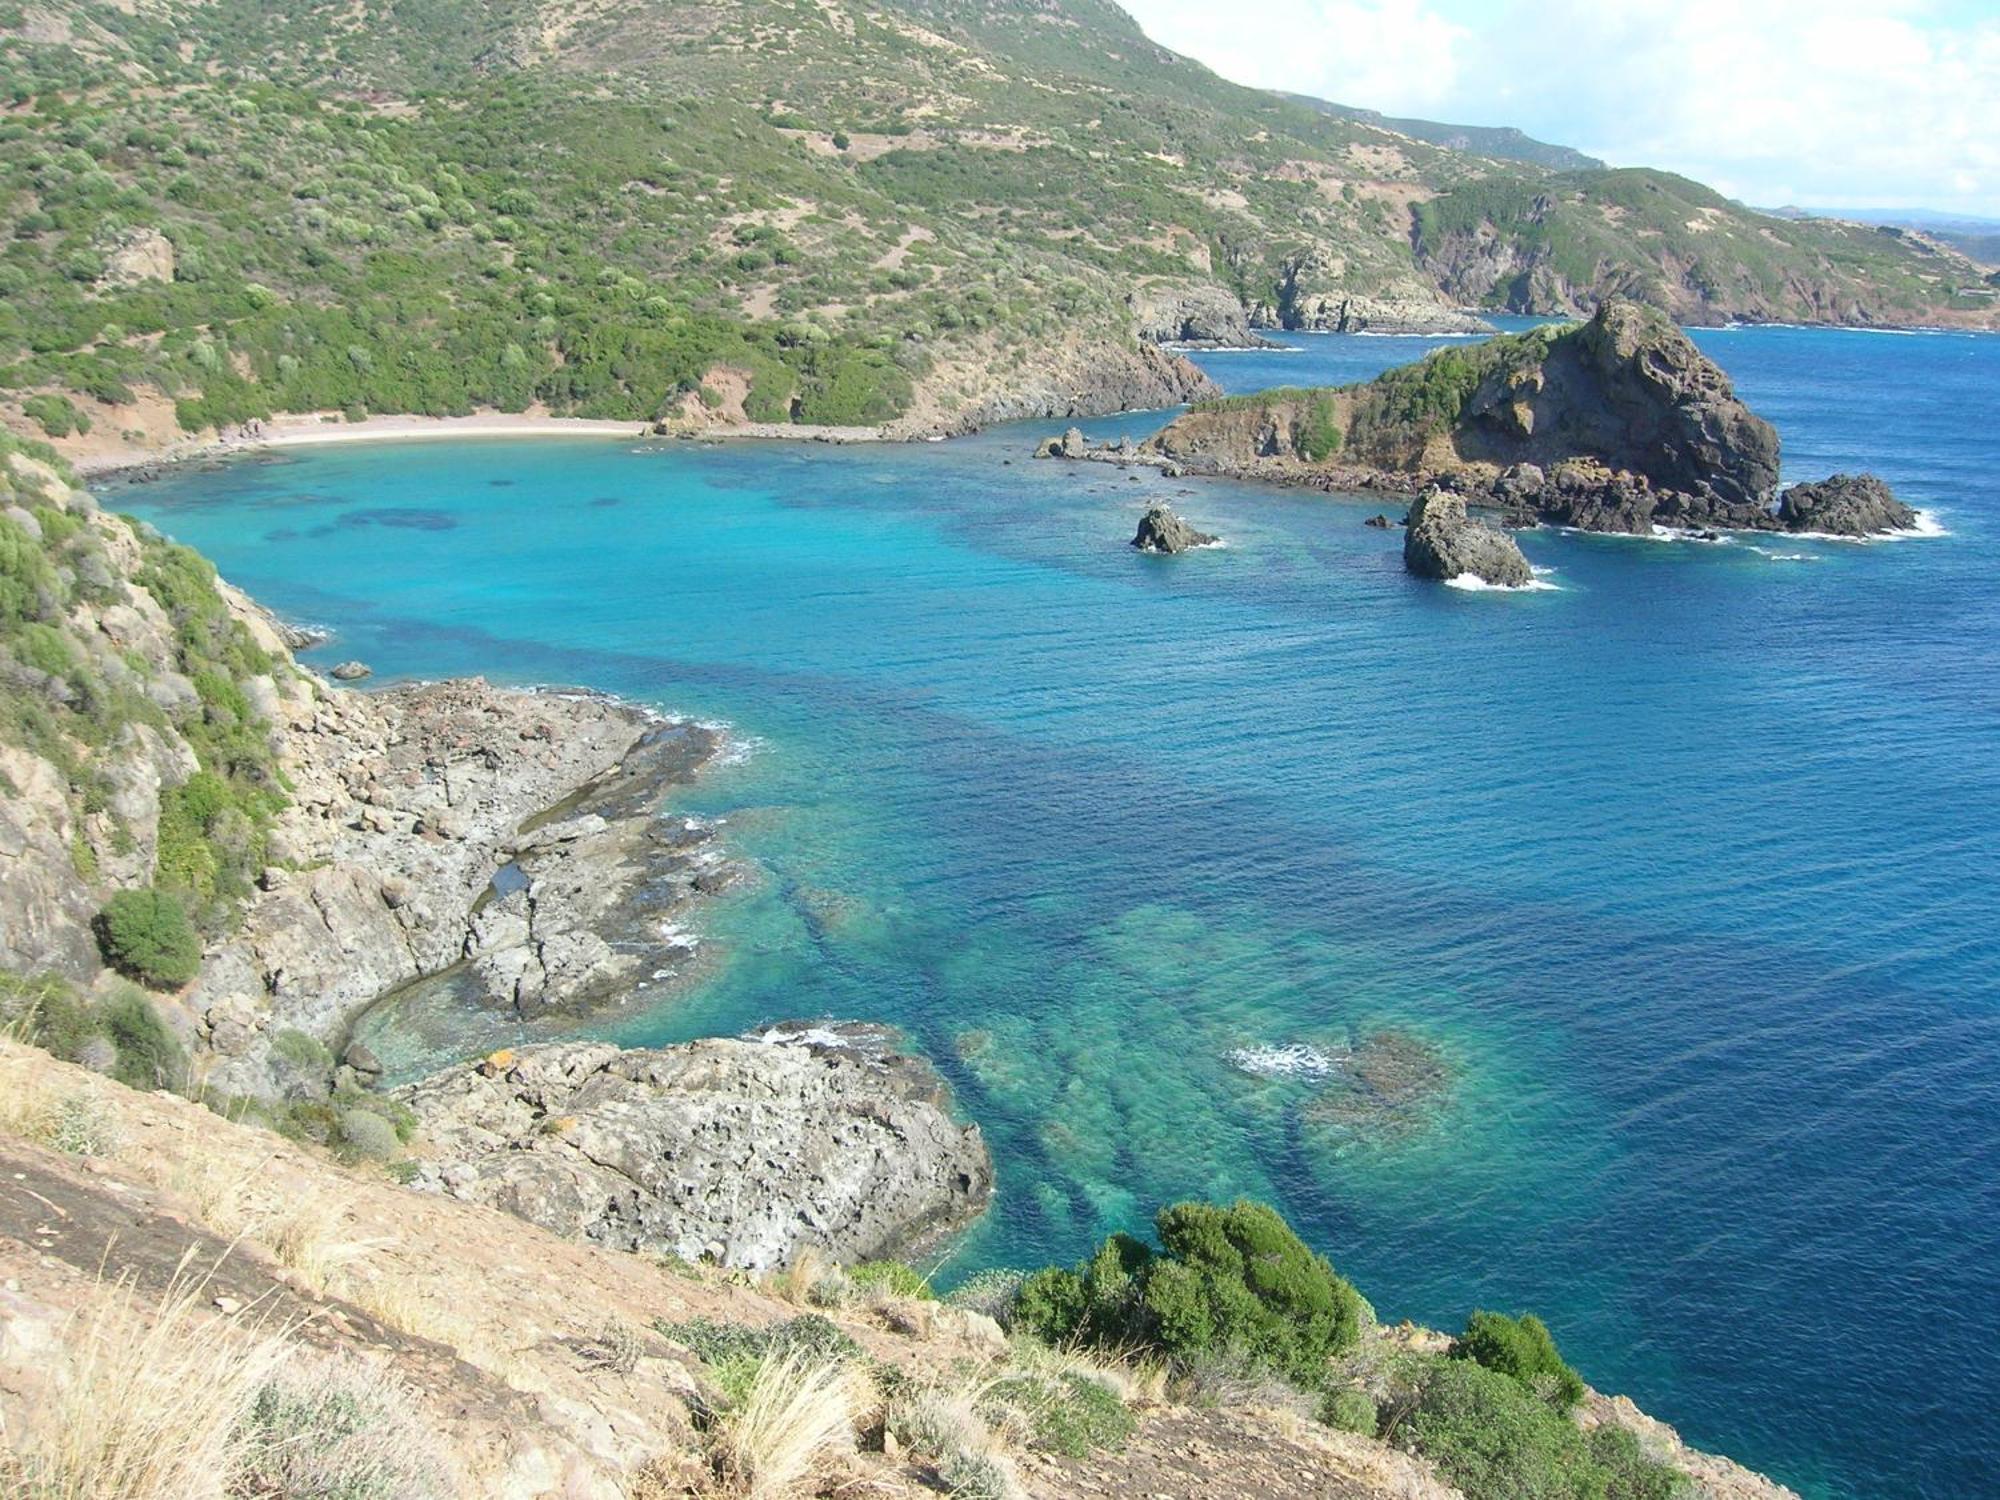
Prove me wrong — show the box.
[123,323,2000,1500]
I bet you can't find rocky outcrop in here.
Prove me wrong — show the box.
[329,659,371,680]
[1130,285,1273,348]
[1131,505,1217,553]
[1248,253,1491,335]
[1132,302,1915,539]
[192,684,730,1098]
[891,335,1220,437]
[94,227,175,289]
[1402,489,1533,586]
[1776,473,1919,536]
[0,447,733,1103]
[400,1023,994,1270]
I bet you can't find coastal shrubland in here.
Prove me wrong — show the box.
[3,0,1988,456]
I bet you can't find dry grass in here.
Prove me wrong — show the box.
[888,1374,1025,1500]
[768,1246,834,1308]
[0,1067,121,1158]
[0,1251,288,1500]
[719,1351,869,1498]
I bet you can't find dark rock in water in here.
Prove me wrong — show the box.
[1364,513,1393,529]
[329,660,373,681]
[1402,489,1532,586]
[1777,473,1918,536]
[1132,504,1218,554]
[399,1023,994,1269]
[1035,425,1092,460]
[278,622,332,651]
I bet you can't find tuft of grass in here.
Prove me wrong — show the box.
[0,1251,288,1500]
[717,1351,868,1498]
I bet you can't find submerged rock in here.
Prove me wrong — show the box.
[1132,504,1218,553]
[401,1022,994,1270]
[1402,489,1532,586]
[1776,473,1918,536]
[1304,1031,1449,1141]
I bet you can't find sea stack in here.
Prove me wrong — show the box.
[1132,504,1218,553]
[1402,489,1533,586]
[1776,473,1919,536]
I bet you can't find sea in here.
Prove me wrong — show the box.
[120,318,2000,1500]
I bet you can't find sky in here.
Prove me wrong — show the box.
[1118,0,2000,219]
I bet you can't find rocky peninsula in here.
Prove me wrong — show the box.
[1043,301,1926,546]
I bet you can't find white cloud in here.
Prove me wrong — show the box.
[1123,0,2000,215]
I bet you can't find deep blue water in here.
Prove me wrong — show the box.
[122,323,2000,1500]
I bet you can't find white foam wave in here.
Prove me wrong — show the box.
[1646,524,1733,545]
[1229,1043,1346,1080]
[1781,509,1950,543]
[753,1024,853,1049]
[1444,572,1560,592]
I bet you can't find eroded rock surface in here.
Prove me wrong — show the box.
[401,1023,994,1269]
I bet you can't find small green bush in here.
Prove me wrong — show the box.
[1322,1386,1378,1435]
[95,887,202,987]
[1012,1200,1364,1387]
[337,1108,399,1161]
[1590,1424,1690,1500]
[100,986,186,1090]
[1405,1357,1607,1500]
[232,1354,451,1499]
[1452,1310,1587,1409]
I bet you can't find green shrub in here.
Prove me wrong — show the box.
[1322,1386,1378,1435]
[946,1267,1027,1327]
[1405,1357,1608,1500]
[1452,1310,1587,1409]
[994,1369,1135,1457]
[1590,1425,1690,1500]
[95,886,202,987]
[100,985,185,1090]
[337,1107,399,1161]
[1013,1199,1364,1387]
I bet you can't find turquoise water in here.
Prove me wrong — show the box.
[123,323,2000,1500]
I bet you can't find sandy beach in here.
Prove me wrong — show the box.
[65,408,893,476]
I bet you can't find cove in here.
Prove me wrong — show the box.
[120,323,2000,1500]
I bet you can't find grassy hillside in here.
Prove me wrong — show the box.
[2,0,1992,453]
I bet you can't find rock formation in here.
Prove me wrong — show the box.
[1402,489,1534,587]
[1129,301,1926,539]
[0,446,733,1103]
[1130,284,1274,348]
[1776,473,1919,536]
[1131,505,1217,553]
[401,1023,994,1269]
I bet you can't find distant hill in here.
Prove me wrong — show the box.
[1281,94,1605,172]
[1766,207,2000,269]
[3,0,1994,453]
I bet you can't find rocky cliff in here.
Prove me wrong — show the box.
[0,442,733,1106]
[1126,301,1921,537]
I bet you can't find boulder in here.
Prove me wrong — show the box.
[1034,425,1092,460]
[399,1023,994,1270]
[330,660,373,681]
[1776,473,1918,536]
[1131,505,1217,554]
[1403,489,1533,587]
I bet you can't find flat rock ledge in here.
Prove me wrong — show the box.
[400,1023,994,1271]
[1132,504,1217,553]
[1403,489,1533,587]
